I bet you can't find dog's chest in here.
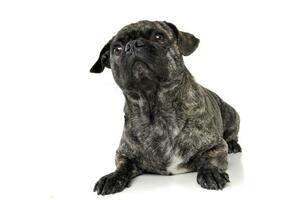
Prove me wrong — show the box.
[129,114,192,175]
[166,154,192,174]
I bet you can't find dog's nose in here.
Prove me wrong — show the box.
[125,39,145,53]
[134,39,144,48]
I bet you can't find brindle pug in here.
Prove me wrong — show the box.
[91,20,241,195]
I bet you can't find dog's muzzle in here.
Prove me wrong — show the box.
[125,38,145,55]
[132,61,152,80]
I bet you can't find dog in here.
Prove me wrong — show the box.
[91,20,241,195]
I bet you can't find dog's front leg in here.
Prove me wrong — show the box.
[93,155,142,195]
[196,140,230,190]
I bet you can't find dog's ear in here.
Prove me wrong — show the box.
[164,21,199,56]
[90,39,112,73]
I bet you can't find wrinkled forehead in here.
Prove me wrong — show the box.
[113,20,173,43]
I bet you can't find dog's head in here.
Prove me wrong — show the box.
[90,20,199,92]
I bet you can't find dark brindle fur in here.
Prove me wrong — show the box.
[91,20,241,195]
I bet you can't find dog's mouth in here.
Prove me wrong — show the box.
[132,60,155,80]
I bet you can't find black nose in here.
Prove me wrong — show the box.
[134,39,144,47]
[125,39,145,53]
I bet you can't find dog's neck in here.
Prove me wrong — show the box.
[123,69,196,123]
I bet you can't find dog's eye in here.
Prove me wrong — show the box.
[152,33,165,44]
[113,45,123,56]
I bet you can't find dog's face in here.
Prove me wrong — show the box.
[90,21,199,92]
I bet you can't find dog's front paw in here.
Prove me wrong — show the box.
[93,172,130,195]
[197,168,230,190]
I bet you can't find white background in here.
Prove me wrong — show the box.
[1,0,301,199]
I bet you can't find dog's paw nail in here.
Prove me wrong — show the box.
[197,169,229,190]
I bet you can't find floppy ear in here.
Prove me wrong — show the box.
[164,21,200,56]
[90,39,112,73]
